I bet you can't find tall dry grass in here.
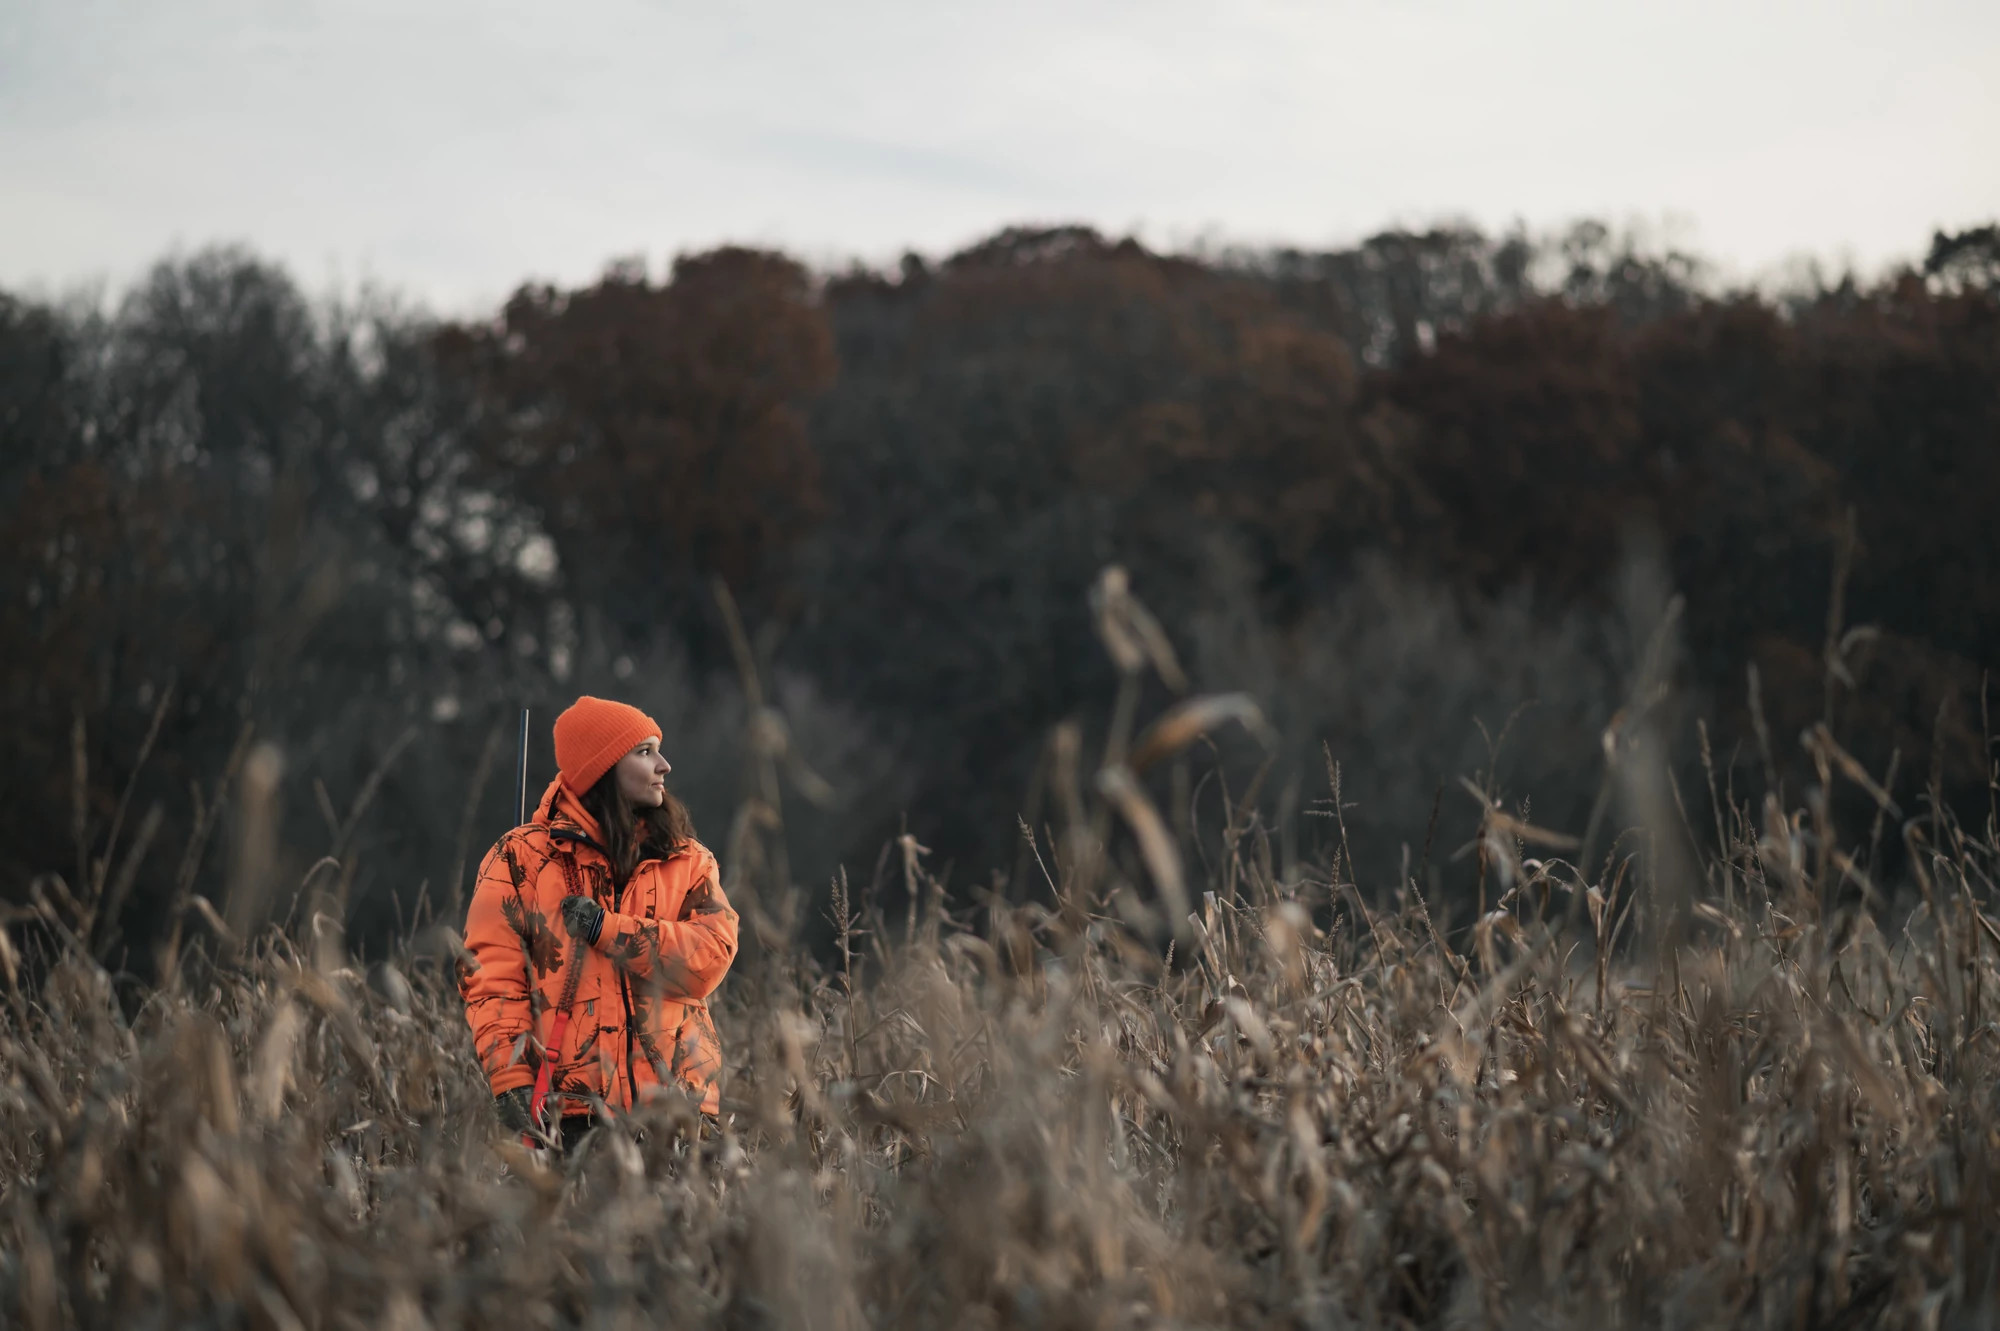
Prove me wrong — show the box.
[5,571,1999,1329]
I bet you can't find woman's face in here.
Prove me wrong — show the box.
[613,737,671,809]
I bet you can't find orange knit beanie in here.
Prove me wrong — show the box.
[553,696,662,795]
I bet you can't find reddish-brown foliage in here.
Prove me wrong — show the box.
[437,248,836,640]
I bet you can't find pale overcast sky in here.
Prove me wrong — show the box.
[3,0,1995,312]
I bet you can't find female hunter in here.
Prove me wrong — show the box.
[460,696,738,1148]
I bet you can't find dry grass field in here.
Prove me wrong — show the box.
[4,594,1998,1330]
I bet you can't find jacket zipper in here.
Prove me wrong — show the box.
[616,867,641,1105]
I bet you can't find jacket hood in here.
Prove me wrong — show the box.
[531,774,605,844]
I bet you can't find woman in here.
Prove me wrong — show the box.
[460,696,738,1147]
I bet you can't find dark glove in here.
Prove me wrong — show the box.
[560,894,605,946]
[495,1085,536,1136]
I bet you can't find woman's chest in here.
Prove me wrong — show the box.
[546,848,687,919]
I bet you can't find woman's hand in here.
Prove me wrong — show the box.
[559,894,605,946]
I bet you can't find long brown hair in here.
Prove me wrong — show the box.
[580,767,696,887]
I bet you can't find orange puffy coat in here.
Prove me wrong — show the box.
[459,777,738,1117]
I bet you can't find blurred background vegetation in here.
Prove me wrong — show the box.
[7,219,1997,964]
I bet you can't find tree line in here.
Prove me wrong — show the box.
[6,221,1997,962]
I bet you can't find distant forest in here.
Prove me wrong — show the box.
[7,220,1998,960]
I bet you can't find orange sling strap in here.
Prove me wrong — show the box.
[526,935,586,1145]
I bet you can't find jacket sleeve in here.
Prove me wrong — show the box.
[460,835,542,1095]
[596,846,739,1001]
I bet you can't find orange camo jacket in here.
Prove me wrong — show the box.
[459,777,738,1116]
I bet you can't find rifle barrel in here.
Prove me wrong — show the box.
[515,708,530,826]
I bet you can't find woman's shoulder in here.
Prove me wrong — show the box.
[487,821,557,865]
[668,837,720,875]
